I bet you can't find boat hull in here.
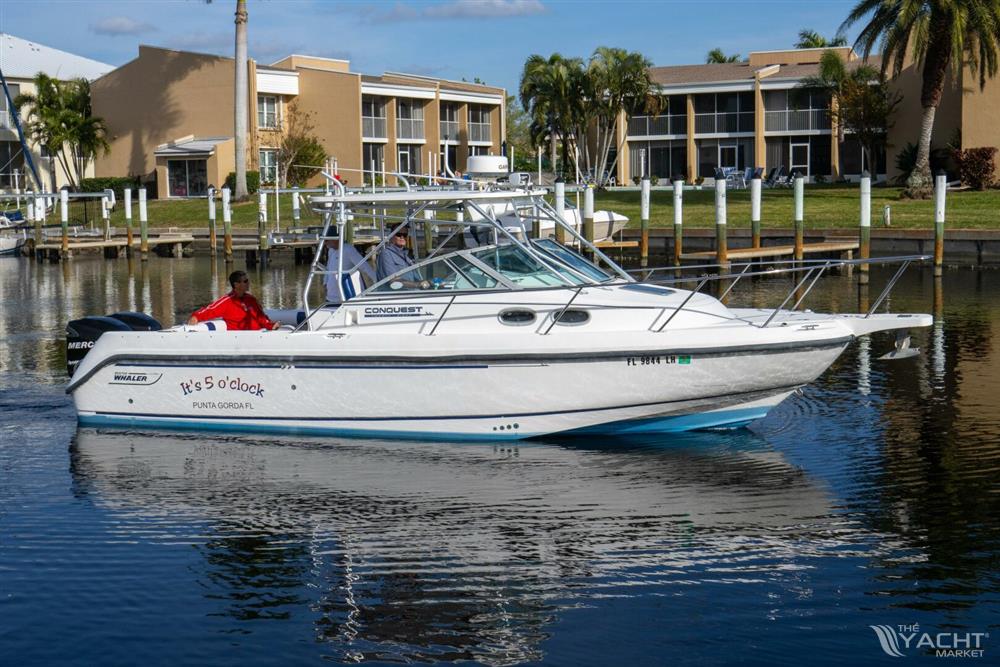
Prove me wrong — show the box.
[72,340,845,440]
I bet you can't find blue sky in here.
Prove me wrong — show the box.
[1,0,862,92]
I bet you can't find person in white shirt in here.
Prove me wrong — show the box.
[324,231,376,305]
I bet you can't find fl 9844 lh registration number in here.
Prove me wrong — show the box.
[626,355,692,366]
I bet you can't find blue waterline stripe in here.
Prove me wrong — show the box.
[78,414,531,442]
[90,384,801,422]
[122,363,492,370]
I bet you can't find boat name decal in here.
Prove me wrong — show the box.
[363,305,433,318]
[626,354,692,366]
[110,371,162,385]
[180,375,265,398]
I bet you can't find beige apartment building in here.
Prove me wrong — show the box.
[92,46,505,199]
[619,47,1000,185]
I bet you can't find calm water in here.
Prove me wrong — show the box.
[1,255,998,665]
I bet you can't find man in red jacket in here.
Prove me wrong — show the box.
[187,270,280,331]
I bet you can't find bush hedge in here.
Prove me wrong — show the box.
[79,176,141,199]
[224,171,261,194]
[953,147,997,190]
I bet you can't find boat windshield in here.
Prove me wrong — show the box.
[471,244,580,287]
[531,238,613,283]
[365,241,589,294]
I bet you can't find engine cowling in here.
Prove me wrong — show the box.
[66,312,163,376]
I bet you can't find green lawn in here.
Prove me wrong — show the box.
[594,184,1000,230]
[36,184,1000,230]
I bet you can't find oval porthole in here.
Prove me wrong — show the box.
[499,309,536,326]
[553,309,590,326]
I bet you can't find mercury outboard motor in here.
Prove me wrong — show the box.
[66,312,163,376]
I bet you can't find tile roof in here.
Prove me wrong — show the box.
[649,55,884,87]
[0,33,114,81]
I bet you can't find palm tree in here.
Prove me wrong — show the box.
[519,53,584,178]
[233,0,249,199]
[706,48,741,64]
[797,50,898,174]
[586,47,663,185]
[843,0,1000,196]
[14,73,108,190]
[796,29,848,49]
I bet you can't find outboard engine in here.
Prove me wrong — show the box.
[109,311,162,332]
[66,312,163,376]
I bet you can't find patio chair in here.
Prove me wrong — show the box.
[763,166,781,187]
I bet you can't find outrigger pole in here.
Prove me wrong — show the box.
[0,67,43,191]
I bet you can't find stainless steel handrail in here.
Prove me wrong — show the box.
[656,276,710,332]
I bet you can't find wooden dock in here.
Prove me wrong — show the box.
[680,240,858,262]
[31,233,194,260]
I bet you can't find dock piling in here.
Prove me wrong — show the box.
[124,188,133,257]
[222,187,233,260]
[640,176,650,267]
[138,188,149,261]
[60,189,69,260]
[583,184,595,258]
[793,173,804,262]
[715,177,728,267]
[256,191,269,267]
[30,194,41,260]
[859,171,871,285]
[750,174,761,248]
[673,177,684,266]
[934,170,946,277]
[292,188,300,224]
[554,179,566,246]
[207,187,217,256]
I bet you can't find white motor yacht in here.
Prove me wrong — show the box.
[66,184,931,440]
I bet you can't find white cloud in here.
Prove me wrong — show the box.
[360,0,545,24]
[425,0,546,19]
[90,16,156,37]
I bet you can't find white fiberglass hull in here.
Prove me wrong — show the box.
[70,329,846,440]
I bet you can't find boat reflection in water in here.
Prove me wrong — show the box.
[70,427,837,664]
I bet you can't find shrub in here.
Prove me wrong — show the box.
[632,175,641,185]
[224,171,260,194]
[650,174,659,186]
[79,176,140,199]
[894,142,952,184]
[953,147,997,190]
[813,173,827,184]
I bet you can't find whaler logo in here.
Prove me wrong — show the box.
[110,371,162,386]
[363,305,433,318]
[871,624,989,658]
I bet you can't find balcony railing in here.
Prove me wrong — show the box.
[396,118,425,140]
[468,122,491,143]
[765,109,830,133]
[362,116,387,139]
[439,120,459,141]
[693,112,754,134]
[627,114,687,136]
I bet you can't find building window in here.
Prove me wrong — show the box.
[1,84,18,131]
[763,89,831,133]
[396,99,424,140]
[468,104,491,143]
[257,95,279,129]
[362,95,387,139]
[469,146,487,157]
[440,102,459,142]
[167,159,208,197]
[363,143,384,183]
[259,149,278,185]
